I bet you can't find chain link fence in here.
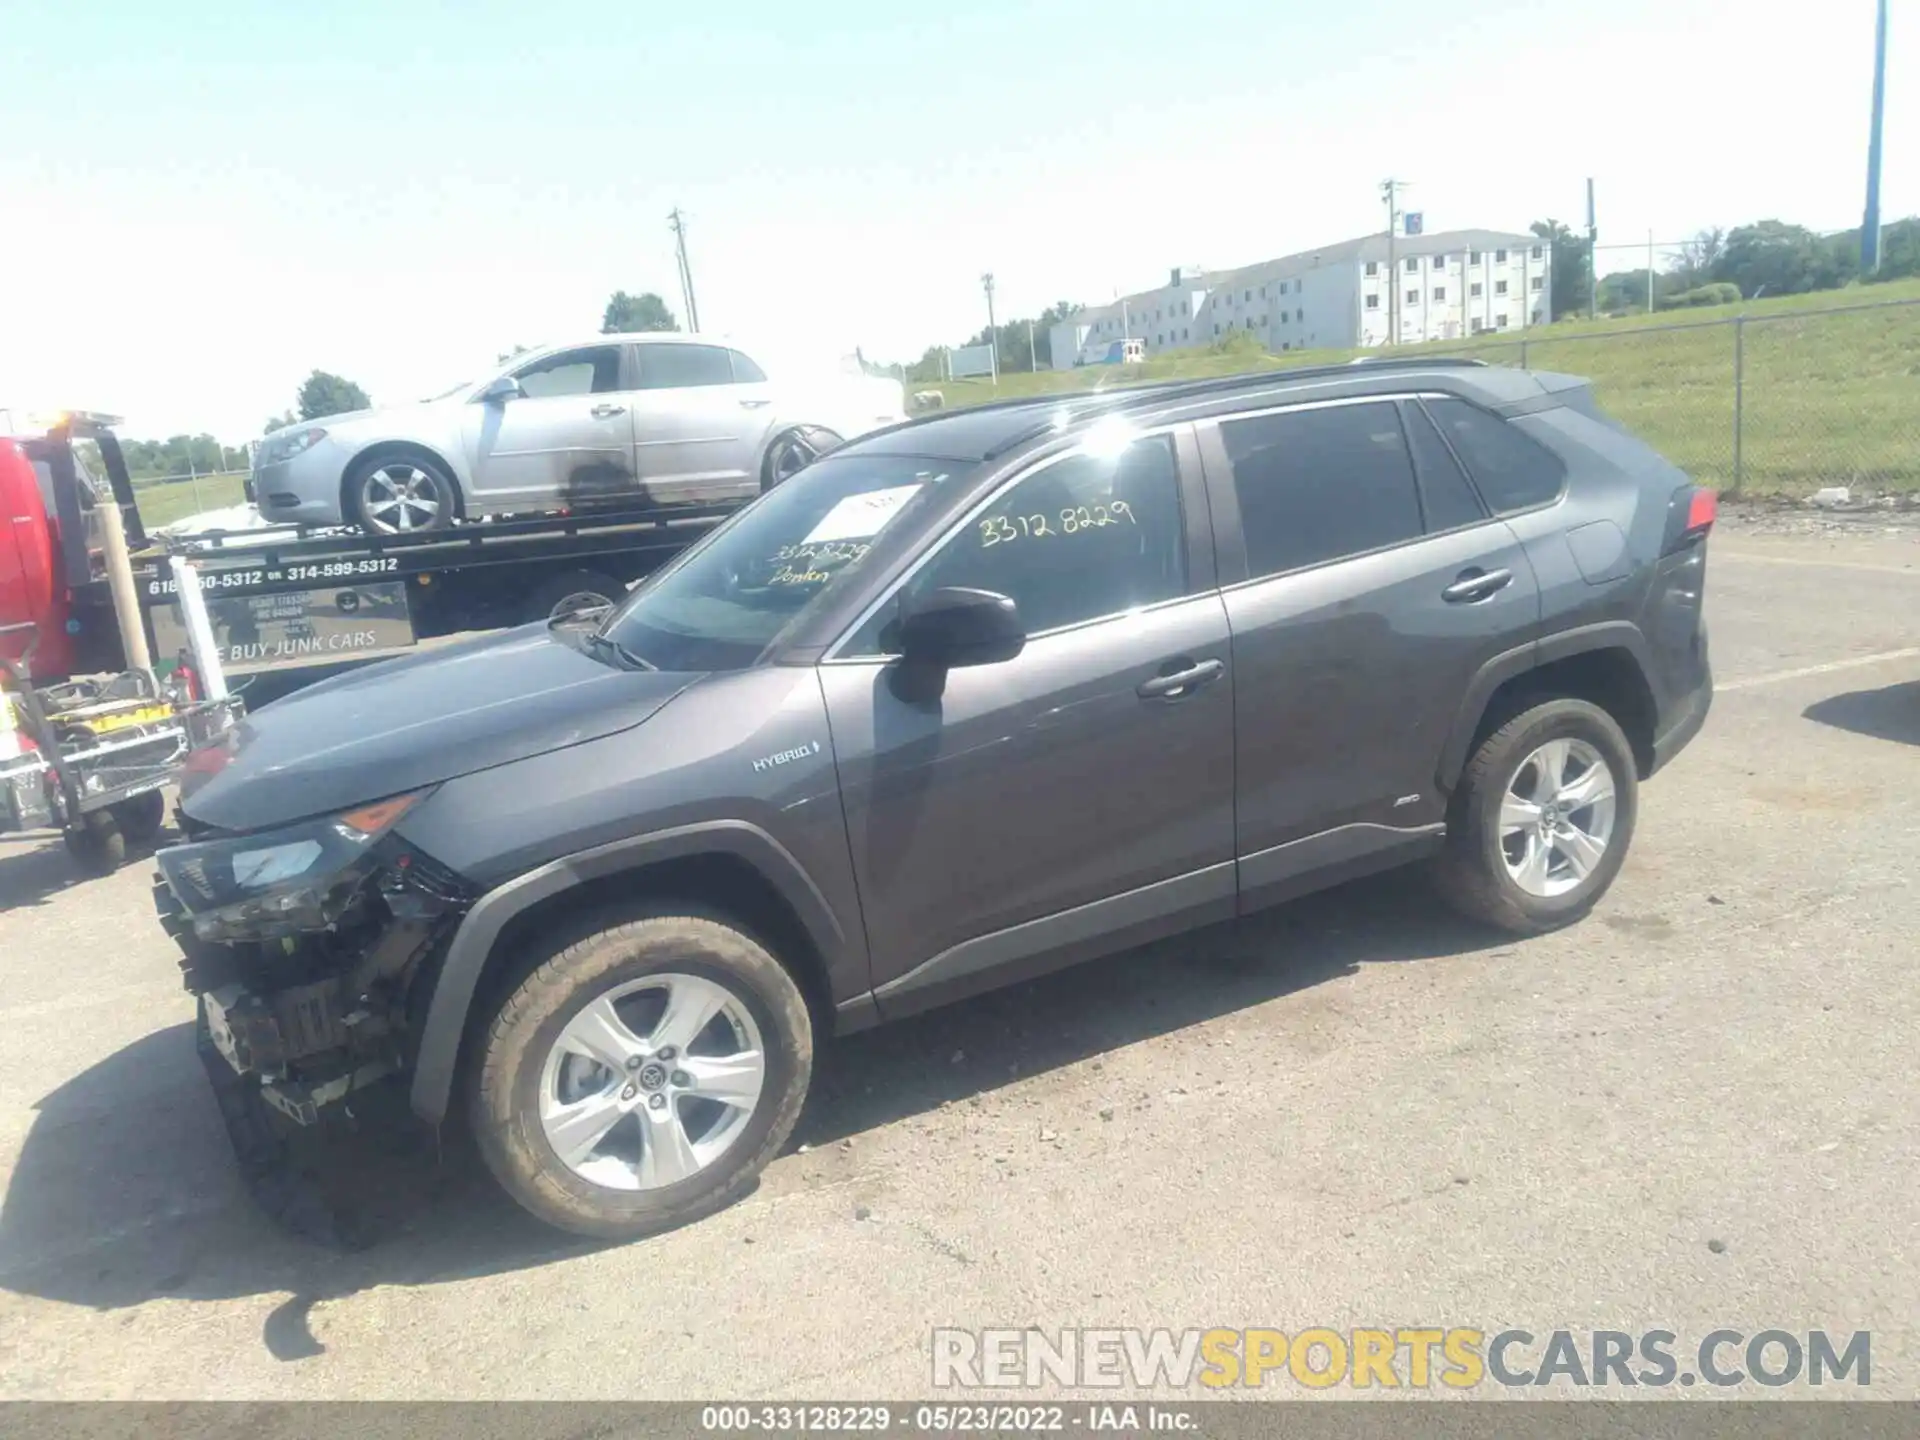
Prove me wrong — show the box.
[128,468,250,528]
[1421,296,1920,496]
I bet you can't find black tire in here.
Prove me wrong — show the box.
[112,790,167,842]
[761,427,842,492]
[344,451,459,535]
[1434,697,1638,934]
[64,811,126,875]
[520,569,627,625]
[469,906,814,1240]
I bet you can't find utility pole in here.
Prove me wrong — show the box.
[1586,178,1599,321]
[981,272,999,386]
[1028,318,1038,371]
[669,208,701,332]
[1381,178,1401,347]
[1648,229,1656,313]
[1863,0,1890,273]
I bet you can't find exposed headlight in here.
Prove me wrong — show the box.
[157,790,429,941]
[259,427,328,466]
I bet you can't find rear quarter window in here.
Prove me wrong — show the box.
[1424,396,1565,514]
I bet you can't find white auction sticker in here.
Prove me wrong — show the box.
[802,484,924,544]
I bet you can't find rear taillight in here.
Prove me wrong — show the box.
[1663,484,1718,554]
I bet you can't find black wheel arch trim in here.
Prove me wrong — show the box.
[408,819,854,1125]
[1436,622,1658,795]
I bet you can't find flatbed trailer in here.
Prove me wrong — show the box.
[137,502,737,686]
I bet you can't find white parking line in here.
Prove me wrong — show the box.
[1716,549,1920,577]
[1718,647,1920,692]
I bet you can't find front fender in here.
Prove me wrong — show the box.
[407,820,856,1125]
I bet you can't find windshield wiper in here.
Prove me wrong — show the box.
[582,628,656,670]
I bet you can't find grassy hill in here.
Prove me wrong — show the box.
[915,279,1920,497]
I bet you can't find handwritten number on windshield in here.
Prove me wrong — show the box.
[979,501,1134,548]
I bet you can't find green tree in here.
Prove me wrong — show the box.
[602,291,679,333]
[496,343,533,365]
[1530,219,1593,319]
[296,371,371,422]
[1710,220,1849,298]
[262,411,297,436]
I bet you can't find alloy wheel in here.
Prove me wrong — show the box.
[537,973,768,1191]
[1498,737,1617,898]
[359,463,446,532]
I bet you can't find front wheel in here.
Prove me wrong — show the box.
[1434,698,1638,934]
[470,908,814,1240]
[64,811,126,875]
[346,453,459,535]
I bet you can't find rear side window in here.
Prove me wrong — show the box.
[1401,401,1487,532]
[729,349,768,383]
[637,343,736,390]
[1220,401,1423,579]
[1425,397,1565,513]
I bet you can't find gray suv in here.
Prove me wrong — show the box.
[154,358,1715,1240]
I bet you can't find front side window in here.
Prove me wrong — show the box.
[512,346,623,398]
[636,343,736,390]
[600,454,973,670]
[849,435,1188,653]
[1222,401,1423,579]
[729,349,769,382]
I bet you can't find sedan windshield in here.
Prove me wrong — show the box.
[598,454,972,671]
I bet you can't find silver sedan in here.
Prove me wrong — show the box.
[251,334,908,534]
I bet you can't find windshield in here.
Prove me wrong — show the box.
[598,453,972,671]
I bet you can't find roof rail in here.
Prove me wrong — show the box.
[978,355,1499,457]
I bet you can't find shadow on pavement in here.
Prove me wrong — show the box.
[0,821,177,910]
[1803,680,1920,747]
[0,868,1504,1359]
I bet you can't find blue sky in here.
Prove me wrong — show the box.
[1,0,1910,439]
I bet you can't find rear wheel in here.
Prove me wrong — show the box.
[64,811,126,875]
[761,428,841,492]
[112,790,167,842]
[346,453,459,535]
[1435,698,1638,934]
[469,907,813,1240]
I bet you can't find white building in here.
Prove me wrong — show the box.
[1047,227,1552,370]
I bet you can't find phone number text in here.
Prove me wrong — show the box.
[143,556,401,598]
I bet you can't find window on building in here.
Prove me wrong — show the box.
[1295,307,1303,322]
[1531,275,1544,291]
[1496,313,1510,329]
[1531,245,1544,260]
[1425,396,1566,514]
[1470,249,1482,264]
[1244,289,1252,301]
[1281,342,1290,352]
[1365,294,1380,310]
[1365,261,1379,277]
[1495,248,1508,263]
[1495,279,1509,295]
[1471,317,1486,334]
[1432,253,1447,267]
[1406,289,1419,306]
[1530,310,1541,325]
[1157,334,1164,345]
[1221,401,1425,579]
[1470,281,1483,298]
[1433,286,1446,302]
[1405,257,1418,273]
[1182,327,1189,340]
[1214,323,1221,335]
[1403,400,1488,533]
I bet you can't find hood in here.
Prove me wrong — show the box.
[179,624,700,833]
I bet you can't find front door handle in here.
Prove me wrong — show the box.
[1442,567,1513,603]
[739,398,772,409]
[1137,657,1225,700]
[590,403,627,418]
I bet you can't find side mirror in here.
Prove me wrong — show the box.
[480,375,525,405]
[896,586,1025,669]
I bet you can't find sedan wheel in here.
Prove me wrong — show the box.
[352,458,456,534]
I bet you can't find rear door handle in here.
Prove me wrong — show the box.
[1442,567,1513,603]
[590,403,627,418]
[739,398,772,409]
[1137,658,1225,700]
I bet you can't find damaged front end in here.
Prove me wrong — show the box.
[152,790,473,1242]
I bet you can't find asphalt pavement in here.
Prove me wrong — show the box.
[2,515,1917,1401]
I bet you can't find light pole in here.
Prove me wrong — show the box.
[1863,0,1890,273]
[1381,178,1401,347]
